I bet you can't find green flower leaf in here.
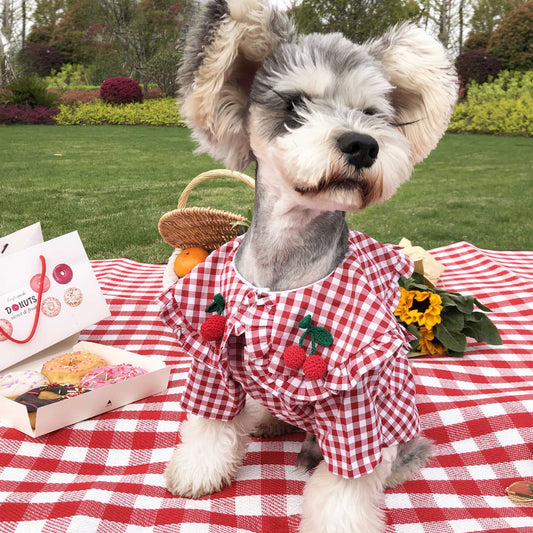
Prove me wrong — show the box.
[434,321,467,353]
[440,307,465,331]
[463,312,502,345]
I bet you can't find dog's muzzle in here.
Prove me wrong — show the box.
[337,132,379,170]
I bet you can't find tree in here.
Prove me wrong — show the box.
[487,1,533,70]
[463,0,526,51]
[469,0,525,34]
[418,0,469,52]
[32,0,70,26]
[289,0,421,43]
[94,0,193,94]
[49,0,105,64]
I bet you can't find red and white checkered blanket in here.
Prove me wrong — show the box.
[1,242,532,532]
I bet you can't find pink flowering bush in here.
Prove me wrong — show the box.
[0,105,59,125]
[100,76,143,104]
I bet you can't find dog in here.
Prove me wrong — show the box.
[158,1,458,531]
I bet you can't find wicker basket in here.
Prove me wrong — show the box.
[158,169,255,252]
[159,169,255,289]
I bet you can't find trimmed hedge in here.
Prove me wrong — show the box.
[100,76,143,105]
[55,98,185,126]
[449,70,533,136]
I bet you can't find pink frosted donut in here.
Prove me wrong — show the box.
[41,297,61,317]
[0,370,49,399]
[79,364,147,389]
[30,274,50,293]
[0,319,13,342]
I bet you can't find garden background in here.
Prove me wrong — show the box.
[1,0,532,262]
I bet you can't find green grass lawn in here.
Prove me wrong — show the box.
[1,125,532,263]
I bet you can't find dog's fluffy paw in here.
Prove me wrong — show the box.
[384,436,433,489]
[165,442,236,498]
[165,416,249,498]
[251,417,298,438]
[296,433,323,472]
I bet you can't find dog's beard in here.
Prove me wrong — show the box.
[294,159,384,209]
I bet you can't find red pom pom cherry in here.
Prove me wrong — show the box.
[283,345,306,369]
[200,315,226,341]
[302,355,327,380]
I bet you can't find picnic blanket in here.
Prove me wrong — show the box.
[1,241,532,533]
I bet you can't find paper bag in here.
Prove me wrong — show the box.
[0,231,111,370]
[0,222,43,257]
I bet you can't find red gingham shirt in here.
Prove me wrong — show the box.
[158,231,420,479]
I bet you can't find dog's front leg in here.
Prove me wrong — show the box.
[165,405,258,498]
[299,447,397,533]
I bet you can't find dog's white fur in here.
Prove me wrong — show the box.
[166,1,457,531]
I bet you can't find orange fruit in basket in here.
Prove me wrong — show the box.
[173,247,210,278]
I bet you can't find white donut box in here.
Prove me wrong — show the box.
[0,223,170,438]
[0,337,170,438]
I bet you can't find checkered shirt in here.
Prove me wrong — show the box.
[158,230,420,479]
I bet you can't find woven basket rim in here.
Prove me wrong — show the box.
[158,170,254,251]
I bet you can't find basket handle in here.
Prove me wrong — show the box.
[177,169,255,209]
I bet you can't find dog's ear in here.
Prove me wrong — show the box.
[368,24,458,164]
[179,0,295,170]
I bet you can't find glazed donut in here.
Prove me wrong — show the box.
[79,364,147,389]
[53,263,73,284]
[0,370,49,399]
[41,351,106,384]
[41,296,61,317]
[14,383,88,429]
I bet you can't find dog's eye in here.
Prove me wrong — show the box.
[286,94,306,112]
[283,94,307,129]
[362,107,378,116]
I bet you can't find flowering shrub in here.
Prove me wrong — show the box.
[449,70,533,136]
[395,273,501,357]
[0,104,59,125]
[55,97,184,126]
[100,76,143,104]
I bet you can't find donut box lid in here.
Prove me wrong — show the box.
[0,340,170,437]
[0,226,111,371]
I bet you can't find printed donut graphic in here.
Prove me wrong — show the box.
[30,273,50,293]
[0,319,13,342]
[41,297,61,318]
[53,263,73,285]
[63,287,83,307]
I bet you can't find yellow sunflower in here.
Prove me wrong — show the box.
[418,327,448,355]
[395,287,416,324]
[395,288,443,328]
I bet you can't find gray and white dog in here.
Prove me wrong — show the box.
[163,1,457,531]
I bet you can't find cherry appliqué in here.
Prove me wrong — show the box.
[282,315,333,380]
[200,293,227,341]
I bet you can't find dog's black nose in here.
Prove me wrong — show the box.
[337,132,379,169]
